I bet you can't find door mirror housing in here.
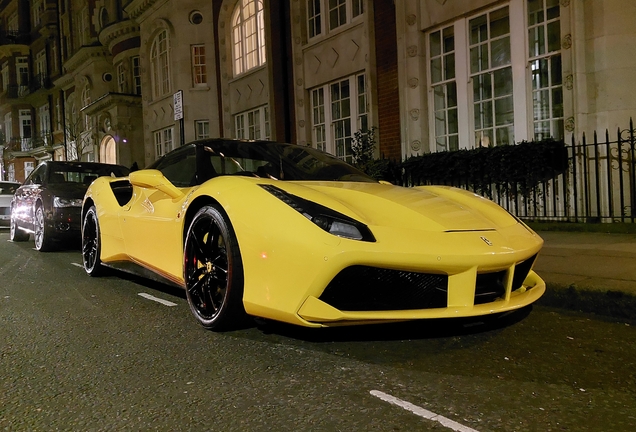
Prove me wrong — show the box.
[129,169,183,199]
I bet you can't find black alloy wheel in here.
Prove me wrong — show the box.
[34,206,55,251]
[9,211,29,242]
[82,206,105,276]
[184,205,247,331]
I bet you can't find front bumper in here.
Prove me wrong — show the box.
[46,207,82,238]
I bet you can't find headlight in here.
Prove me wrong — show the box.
[53,197,83,208]
[260,184,375,242]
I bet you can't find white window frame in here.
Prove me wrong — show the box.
[1,63,8,92]
[191,45,207,86]
[38,104,50,144]
[117,61,127,93]
[195,120,210,139]
[32,0,44,27]
[528,0,563,140]
[150,30,171,98]
[16,57,29,88]
[310,73,368,163]
[7,163,15,182]
[79,7,89,46]
[234,106,270,140]
[426,1,533,151]
[19,109,32,151]
[132,56,142,95]
[50,42,58,75]
[82,85,91,130]
[154,127,174,159]
[232,0,266,76]
[308,0,364,38]
[24,161,35,179]
[4,113,12,142]
[35,50,47,86]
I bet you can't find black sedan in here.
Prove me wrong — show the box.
[10,161,129,251]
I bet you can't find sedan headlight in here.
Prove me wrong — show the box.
[53,197,83,208]
[260,184,375,242]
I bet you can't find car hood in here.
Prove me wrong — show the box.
[277,181,518,232]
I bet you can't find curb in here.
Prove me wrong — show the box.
[538,283,636,324]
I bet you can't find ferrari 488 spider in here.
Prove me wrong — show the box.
[81,139,545,330]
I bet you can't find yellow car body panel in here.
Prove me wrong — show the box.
[82,140,545,329]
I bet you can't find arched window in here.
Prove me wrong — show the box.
[232,0,266,76]
[150,30,171,98]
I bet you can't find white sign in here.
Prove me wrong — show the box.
[173,90,183,121]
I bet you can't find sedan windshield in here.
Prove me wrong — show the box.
[0,182,19,195]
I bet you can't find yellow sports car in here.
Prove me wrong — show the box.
[81,139,545,330]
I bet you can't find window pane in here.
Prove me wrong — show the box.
[431,58,442,83]
[447,82,457,107]
[547,21,561,52]
[490,7,510,38]
[528,26,545,58]
[469,15,487,45]
[493,67,512,97]
[470,45,489,74]
[430,31,441,57]
[491,37,511,67]
[448,108,458,134]
[547,0,560,20]
[551,55,562,85]
[495,95,514,126]
[444,53,455,80]
[473,73,492,102]
[443,26,454,53]
[528,0,544,25]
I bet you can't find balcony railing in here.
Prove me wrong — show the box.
[0,30,30,46]
[2,133,56,152]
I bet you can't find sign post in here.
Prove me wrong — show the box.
[174,90,184,146]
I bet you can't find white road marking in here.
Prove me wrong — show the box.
[71,262,84,268]
[370,390,479,432]
[138,293,178,307]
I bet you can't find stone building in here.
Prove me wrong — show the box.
[1,0,635,182]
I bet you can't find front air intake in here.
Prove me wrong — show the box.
[319,266,448,311]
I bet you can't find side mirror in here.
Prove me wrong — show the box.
[129,169,183,199]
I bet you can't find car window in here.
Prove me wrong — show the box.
[25,165,46,185]
[0,182,19,195]
[153,147,197,187]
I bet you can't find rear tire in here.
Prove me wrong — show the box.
[82,206,106,277]
[183,205,248,331]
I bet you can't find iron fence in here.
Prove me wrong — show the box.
[403,120,636,223]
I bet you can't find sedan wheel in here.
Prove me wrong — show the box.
[34,206,55,252]
[82,206,105,276]
[9,212,29,242]
[184,205,247,331]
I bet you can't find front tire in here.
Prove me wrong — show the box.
[82,206,105,277]
[34,206,55,252]
[184,205,247,331]
[9,211,29,242]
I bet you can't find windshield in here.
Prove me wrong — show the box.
[47,163,130,185]
[0,182,19,195]
[199,140,376,183]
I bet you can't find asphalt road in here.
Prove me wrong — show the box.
[1,230,635,431]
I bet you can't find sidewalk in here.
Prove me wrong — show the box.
[533,230,636,321]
